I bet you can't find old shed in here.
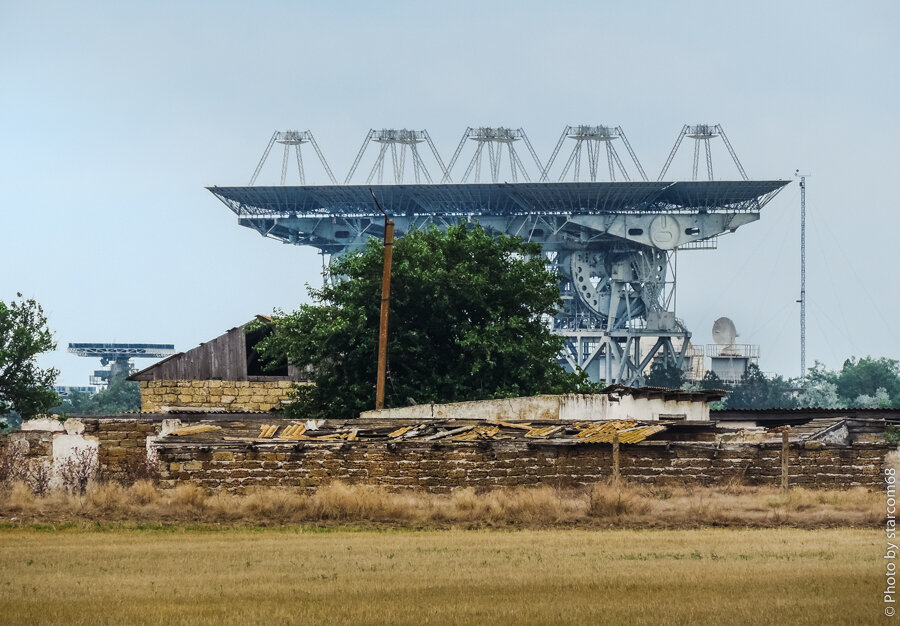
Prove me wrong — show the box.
[128,317,305,413]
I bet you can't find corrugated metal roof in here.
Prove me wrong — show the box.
[572,419,667,443]
[157,417,677,445]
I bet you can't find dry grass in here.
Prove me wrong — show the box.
[0,480,884,528]
[0,527,881,625]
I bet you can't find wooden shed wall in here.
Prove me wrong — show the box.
[132,326,249,381]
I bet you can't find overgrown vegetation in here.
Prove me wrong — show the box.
[52,369,141,415]
[716,356,900,410]
[0,477,882,529]
[798,357,900,408]
[256,223,601,419]
[56,447,100,494]
[653,356,900,411]
[723,363,797,409]
[0,443,50,494]
[0,441,101,495]
[885,425,900,447]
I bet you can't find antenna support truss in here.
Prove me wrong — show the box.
[445,127,544,183]
[345,129,448,184]
[542,125,648,182]
[658,124,749,181]
[249,130,337,186]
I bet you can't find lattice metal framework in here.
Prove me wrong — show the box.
[542,125,648,182]
[444,127,544,183]
[250,130,337,185]
[68,343,176,384]
[211,126,788,384]
[658,124,748,181]
[67,344,176,360]
[344,129,448,184]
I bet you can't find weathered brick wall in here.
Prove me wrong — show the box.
[6,416,892,491]
[139,380,294,413]
[0,430,53,461]
[80,418,161,477]
[156,439,891,492]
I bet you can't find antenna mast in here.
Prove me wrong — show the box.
[795,171,809,380]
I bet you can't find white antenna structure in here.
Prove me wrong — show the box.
[795,170,810,380]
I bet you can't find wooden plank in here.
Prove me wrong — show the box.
[423,425,474,441]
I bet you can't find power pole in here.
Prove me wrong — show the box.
[370,189,394,411]
[795,171,809,381]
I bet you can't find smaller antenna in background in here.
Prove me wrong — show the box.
[794,170,810,381]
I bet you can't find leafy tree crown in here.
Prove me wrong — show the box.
[255,223,599,419]
[0,295,59,419]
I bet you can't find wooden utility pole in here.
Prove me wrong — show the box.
[781,429,790,491]
[612,432,621,484]
[371,189,393,411]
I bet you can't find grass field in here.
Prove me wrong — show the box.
[0,527,882,625]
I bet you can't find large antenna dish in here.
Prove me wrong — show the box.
[712,317,739,355]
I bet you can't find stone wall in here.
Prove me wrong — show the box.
[6,415,891,492]
[0,430,54,463]
[139,380,295,413]
[156,439,890,492]
[80,418,162,478]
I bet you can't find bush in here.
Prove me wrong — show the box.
[0,443,27,485]
[588,482,651,517]
[120,451,161,486]
[25,460,51,496]
[58,446,99,494]
[885,425,900,447]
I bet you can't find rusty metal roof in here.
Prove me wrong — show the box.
[572,419,667,443]
[159,416,674,446]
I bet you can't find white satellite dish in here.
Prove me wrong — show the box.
[712,317,739,355]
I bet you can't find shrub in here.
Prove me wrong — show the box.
[168,484,207,509]
[25,460,51,496]
[129,480,160,506]
[588,482,651,517]
[58,446,99,494]
[120,451,161,486]
[0,442,27,485]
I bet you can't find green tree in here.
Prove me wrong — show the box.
[854,388,892,409]
[797,361,843,408]
[0,295,59,419]
[55,369,141,415]
[256,223,598,419]
[834,357,900,407]
[699,370,729,391]
[644,360,686,389]
[724,364,797,410]
[696,371,731,410]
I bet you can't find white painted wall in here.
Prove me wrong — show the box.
[20,417,64,432]
[17,418,99,488]
[363,393,712,422]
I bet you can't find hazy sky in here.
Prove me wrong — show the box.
[2,0,897,385]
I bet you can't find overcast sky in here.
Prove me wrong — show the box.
[2,0,897,385]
